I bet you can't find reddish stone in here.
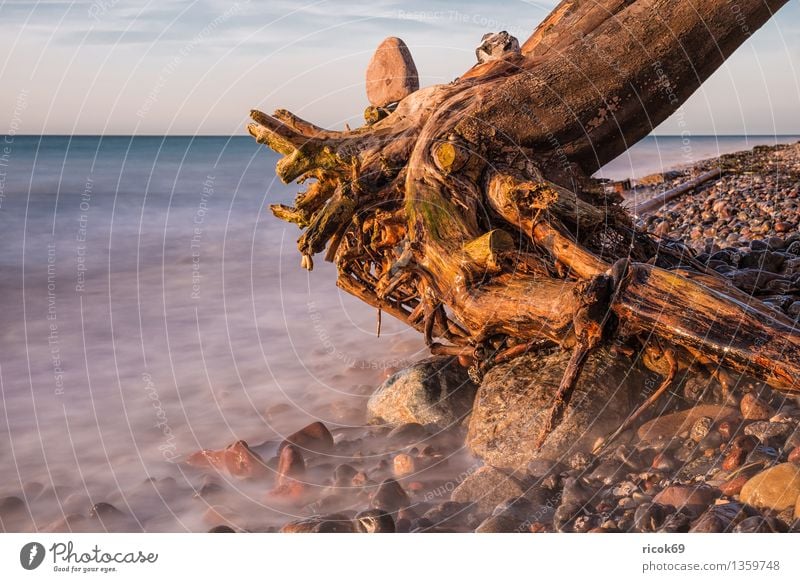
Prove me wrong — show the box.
[276,444,305,487]
[186,440,268,479]
[653,485,720,517]
[740,393,774,420]
[351,471,369,487]
[722,435,758,471]
[365,37,419,107]
[720,475,749,497]
[718,420,733,440]
[788,446,800,465]
[280,421,334,455]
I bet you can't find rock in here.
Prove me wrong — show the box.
[468,348,647,469]
[637,405,739,442]
[89,502,124,519]
[371,479,410,512]
[0,495,24,516]
[186,440,268,479]
[276,444,306,487]
[354,509,395,533]
[422,501,473,528]
[203,505,241,529]
[387,422,428,444]
[365,37,419,108]
[720,474,750,497]
[367,357,477,429]
[392,453,416,478]
[722,435,759,471]
[475,31,520,64]
[561,477,597,507]
[568,451,592,472]
[740,392,774,420]
[657,511,693,533]
[282,515,354,533]
[796,491,800,520]
[689,503,748,533]
[733,515,789,533]
[450,466,525,514]
[744,421,792,443]
[789,446,800,465]
[334,463,357,487]
[652,485,720,517]
[280,421,334,454]
[492,496,535,521]
[475,514,524,532]
[740,463,800,511]
[208,525,236,533]
[689,416,713,442]
[634,502,673,532]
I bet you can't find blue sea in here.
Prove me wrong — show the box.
[0,133,797,531]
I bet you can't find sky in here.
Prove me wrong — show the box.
[0,0,799,136]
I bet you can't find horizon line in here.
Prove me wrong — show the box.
[4,133,800,139]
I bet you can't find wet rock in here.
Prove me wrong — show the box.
[720,474,750,497]
[368,357,477,429]
[740,463,800,511]
[387,422,428,444]
[526,459,565,480]
[788,446,800,465]
[371,479,411,512]
[637,405,739,442]
[657,511,693,533]
[392,453,416,478]
[743,421,792,443]
[588,460,630,486]
[89,502,124,519]
[280,421,334,455]
[281,515,353,533]
[186,440,268,479]
[553,502,592,532]
[334,464,358,487]
[468,348,646,469]
[651,452,677,472]
[634,502,673,532]
[475,514,524,532]
[203,505,241,529]
[652,485,720,517]
[492,496,535,522]
[422,501,473,528]
[689,416,713,442]
[722,435,759,471]
[733,515,789,533]
[276,443,306,486]
[740,392,774,420]
[354,509,395,533]
[366,37,419,108]
[561,477,597,507]
[450,466,525,514]
[569,451,593,472]
[689,503,747,533]
[0,496,25,516]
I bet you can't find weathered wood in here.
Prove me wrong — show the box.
[250,0,798,428]
[633,168,724,216]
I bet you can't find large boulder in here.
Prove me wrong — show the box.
[467,348,653,470]
[367,356,477,429]
[365,37,419,108]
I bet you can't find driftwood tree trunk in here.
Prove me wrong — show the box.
[250,0,797,440]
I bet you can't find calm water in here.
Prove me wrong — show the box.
[0,133,796,530]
